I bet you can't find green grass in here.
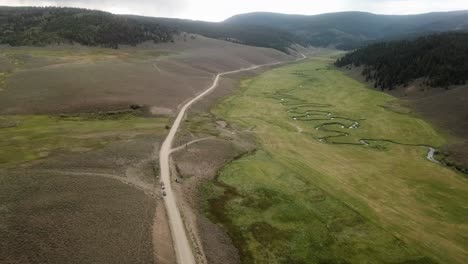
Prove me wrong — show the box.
[0,114,168,168]
[0,72,7,91]
[183,113,221,137]
[203,52,468,263]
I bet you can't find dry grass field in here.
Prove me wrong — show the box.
[0,113,167,263]
[0,34,292,115]
[0,35,294,263]
[0,170,156,264]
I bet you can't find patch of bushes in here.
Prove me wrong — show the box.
[436,151,468,176]
[57,109,144,121]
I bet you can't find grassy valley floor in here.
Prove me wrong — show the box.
[0,112,167,167]
[202,51,468,263]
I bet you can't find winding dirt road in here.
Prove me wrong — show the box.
[158,53,306,264]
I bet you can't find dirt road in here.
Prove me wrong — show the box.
[158,53,306,264]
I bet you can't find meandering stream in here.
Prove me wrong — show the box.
[264,87,440,164]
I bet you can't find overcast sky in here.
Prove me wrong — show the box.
[1,0,467,21]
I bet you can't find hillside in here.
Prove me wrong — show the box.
[417,13,468,32]
[132,16,300,53]
[0,6,298,52]
[225,11,468,49]
[2,7,467,52]
[0,7,175,48]
[335,32,468,90]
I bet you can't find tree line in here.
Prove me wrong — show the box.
[2,6,468,56]
[0,6,297,52]
[335,32,468,90]
[0,7,175,48]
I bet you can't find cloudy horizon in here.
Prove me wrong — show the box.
[0,0,467,21]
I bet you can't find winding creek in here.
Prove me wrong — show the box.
[265,88,440,164]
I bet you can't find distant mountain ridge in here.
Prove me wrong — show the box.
[225,11,468,49]
[1,6,467,52]
[132,16,300,52]
[0,6,299,52]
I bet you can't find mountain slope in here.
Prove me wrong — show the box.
[335,32,468,89]
[416,13,468,32]
[225,11,468,49]
[0,7,299,52]
[130,16,300,53]
[2,6,467,52]
[0,7,175,48]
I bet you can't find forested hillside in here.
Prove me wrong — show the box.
[0,7,298,52]
[2,7,467,52]
[335,33,468,90]
[133,17,299,53]
[0,7,175,48]
[226,11,468,50]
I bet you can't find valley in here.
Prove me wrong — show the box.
[0,35,295,263]
[0,4,467,264]
[186,51,468,263]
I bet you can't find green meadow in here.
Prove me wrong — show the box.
[0,113,167,168]
[203,52,468,263]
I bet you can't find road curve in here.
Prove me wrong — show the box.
[158,53,306,264]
